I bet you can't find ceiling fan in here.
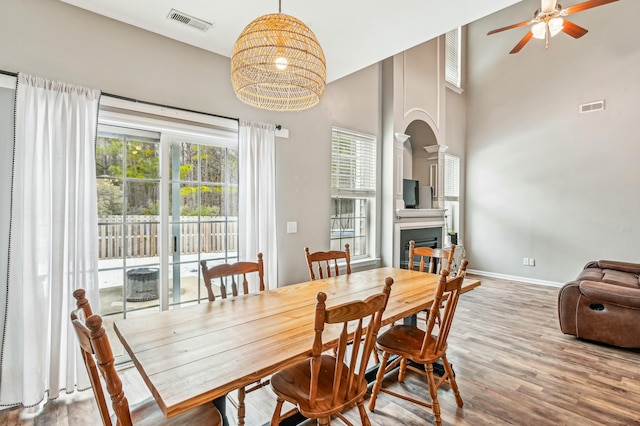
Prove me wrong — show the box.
[487,0,619,54]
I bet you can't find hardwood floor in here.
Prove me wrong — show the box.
[2,274,640,425]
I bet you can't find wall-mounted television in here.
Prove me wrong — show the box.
[402,179,419,208]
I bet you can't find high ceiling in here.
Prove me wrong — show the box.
[59,0,521,83]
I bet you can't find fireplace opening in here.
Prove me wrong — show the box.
[399,227,442,269]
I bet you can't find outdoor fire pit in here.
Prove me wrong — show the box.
[126,267,159,302]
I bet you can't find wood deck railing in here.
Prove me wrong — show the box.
[97,215,238,259]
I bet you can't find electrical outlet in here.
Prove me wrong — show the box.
[523,257,529,266]
[529,258,535,266]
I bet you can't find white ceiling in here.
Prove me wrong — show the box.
[59,0,522,83]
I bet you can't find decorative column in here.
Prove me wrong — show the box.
[423,144,448,209]
[394,133,410,208]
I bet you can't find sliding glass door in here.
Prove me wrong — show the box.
[167,139,238,307]
[96,126,162,320]
[95,110,238,359]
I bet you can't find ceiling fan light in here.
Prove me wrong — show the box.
[549,17,564,37]
[531,22,546,39]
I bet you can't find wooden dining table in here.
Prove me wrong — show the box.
[114,266,481,420]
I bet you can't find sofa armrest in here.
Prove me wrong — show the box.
[587,260,640,275]
[583,261,600,270]
[579,281,640,309]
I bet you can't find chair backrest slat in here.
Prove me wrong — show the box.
[344,318,364,399]
[331,322,349,404]
[309,277,393,408]
[88,314,134,426]
[305,244,351,281]
[201,253,265,301]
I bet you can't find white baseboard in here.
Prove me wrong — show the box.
[467,269,563,288]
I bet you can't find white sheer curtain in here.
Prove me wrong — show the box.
[238,120,278,289]
[0,74,101,407]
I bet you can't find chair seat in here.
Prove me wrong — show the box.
[118,396,222,426]
[376,325,445,363]
[271,354,368,418]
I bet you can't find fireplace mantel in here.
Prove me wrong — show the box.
[395,208,446,219]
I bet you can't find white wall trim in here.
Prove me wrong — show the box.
[468,269,563,288]
[351,257,381,272]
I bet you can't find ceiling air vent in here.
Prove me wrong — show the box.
[579,100,605,114]
[167,9,212,32]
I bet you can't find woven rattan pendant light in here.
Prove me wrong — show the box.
[231,0,326,111]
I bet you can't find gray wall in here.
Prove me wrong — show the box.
[0,0,380,286]
[465,0,640,283]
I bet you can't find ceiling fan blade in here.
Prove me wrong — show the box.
[487,20,534,35]
[562,20,589,38]
[510,32,533,54]
[564,0,619,16]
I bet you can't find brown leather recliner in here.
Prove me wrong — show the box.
[558,260,640,348]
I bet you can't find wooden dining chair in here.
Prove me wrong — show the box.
[305,244,351,280]
[200,253,267,426]
[270,277,394,426]
[408,241,455,275]
[304,243,381,363]
[368,260,469,426]
[70,289,222,426]
[200,253,265,302]
[406,242,456,326]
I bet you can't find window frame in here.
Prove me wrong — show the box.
[330,127,377,260]
[445,27,463,92]
[443,153,461,245]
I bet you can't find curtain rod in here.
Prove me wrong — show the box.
[102,92,238,123]
[0,68,239,123]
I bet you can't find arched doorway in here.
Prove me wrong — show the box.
[402,119,439,208]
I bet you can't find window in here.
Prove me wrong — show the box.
[444,154,460,245]
[330,128,377,258]
[96,97,238,359]
[445,27,462,89]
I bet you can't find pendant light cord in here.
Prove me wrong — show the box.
[279,0,282,13]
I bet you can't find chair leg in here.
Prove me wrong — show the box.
[357,400,371,426]
[238,386,246,426]
[373,348,380,365]
[271,397,284,426]
[368,350,390,411]
[398,356,407,382]
[319,416,331,425]
[425,363,442,426]
[442,353,463,408]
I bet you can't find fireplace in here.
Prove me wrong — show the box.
[393,209,446,268]
[399,227,442,269]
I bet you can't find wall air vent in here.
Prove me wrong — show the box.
[579,100,605,114]
[167,9,212,32]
